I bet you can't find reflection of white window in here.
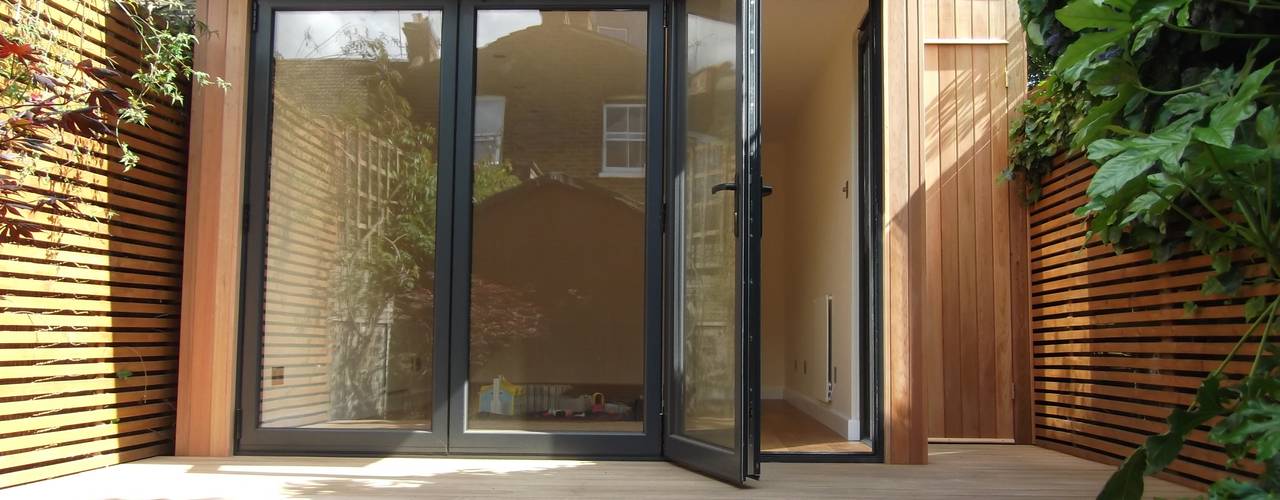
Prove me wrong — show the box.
[475,95,506,163]
[601,103,645,178]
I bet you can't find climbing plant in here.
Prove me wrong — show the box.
[0,0,220,244]
[1006,0,1096,201]
[1005,72,1095,201]
[1010,0,1280,498]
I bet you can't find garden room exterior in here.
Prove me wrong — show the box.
[3,0,1274,497]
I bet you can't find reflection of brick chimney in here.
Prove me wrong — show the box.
[539,11,593,30]
[403,13,440,65]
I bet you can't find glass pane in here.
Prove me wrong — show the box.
[468,9,648,433]
[678,0,738,449]
[475,95,507,163]
[627,106,645,133]
[605,141,629,168]
[260,10,443,430]
[629,141,646,168]
[606,106,628,132]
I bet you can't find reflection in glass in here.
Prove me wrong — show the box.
[467,10,649,433]
[678,0,738,448]
[259,11,443,429]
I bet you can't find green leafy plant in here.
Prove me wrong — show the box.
[1008,0,1096,201]
[1019,0,1079,86]
[1010,0,1280,498]
[115,0,228,125]
[1005,73,1095,201]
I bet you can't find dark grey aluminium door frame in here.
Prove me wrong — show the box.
[237,0,460,455]
[661,0,762,484]
[444,0,667,457]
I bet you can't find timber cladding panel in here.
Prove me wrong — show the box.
[919,0,1027,442]
[0,0,187,489]
[1029,153,1268,489]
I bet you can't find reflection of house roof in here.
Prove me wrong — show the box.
[475,172,645,214]
[486,21,646,56]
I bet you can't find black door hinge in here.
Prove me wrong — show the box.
[661,202,668,234]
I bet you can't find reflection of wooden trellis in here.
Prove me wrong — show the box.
[681,134,736,428]
[328,121,410,421]
[339,128,404,249]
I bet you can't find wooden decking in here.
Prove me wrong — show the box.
[0,444,1196,499]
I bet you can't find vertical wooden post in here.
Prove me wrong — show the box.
[883,0,929,465]
[176,0,251,457]
[1004,0,1033,446]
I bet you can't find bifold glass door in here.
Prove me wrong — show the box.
[239,0,760,477]
[240,0,666,458]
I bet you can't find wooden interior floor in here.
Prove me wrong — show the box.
[2,444,1197,499]
[761,399,872,453]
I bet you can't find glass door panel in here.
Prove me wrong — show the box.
[465,8,648,434]
[664,0,761,484]
[676,0,738,447]
[261,8,443,431]
[449,2,663,456]
[240,2,455,454]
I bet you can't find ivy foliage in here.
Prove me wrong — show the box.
[1010,1,1280,499]
[1009,0,1098,201]
[1005,72,1095,201]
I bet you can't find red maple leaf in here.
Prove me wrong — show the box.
[88,88,128,115]
[75,59,122,81]
[0,35,42,64]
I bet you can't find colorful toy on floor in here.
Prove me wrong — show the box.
[478,375,525,416]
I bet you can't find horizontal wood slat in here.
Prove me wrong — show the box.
[1029,156,1269,490]
[1,0,186,489]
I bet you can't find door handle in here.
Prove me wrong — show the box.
[711,182,737,195]
[762,184,774,197]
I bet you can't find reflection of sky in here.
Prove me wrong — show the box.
[273,11,568,57]
[687,15,735,72]
[477,11,541,48]
[274,10,442,60]
[272,10,731,68]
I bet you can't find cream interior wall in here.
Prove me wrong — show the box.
[761,0,866,439]
[761,140,791,398]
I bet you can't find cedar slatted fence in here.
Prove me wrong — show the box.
[1030,152,1271,489]
[0,0,188,488]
